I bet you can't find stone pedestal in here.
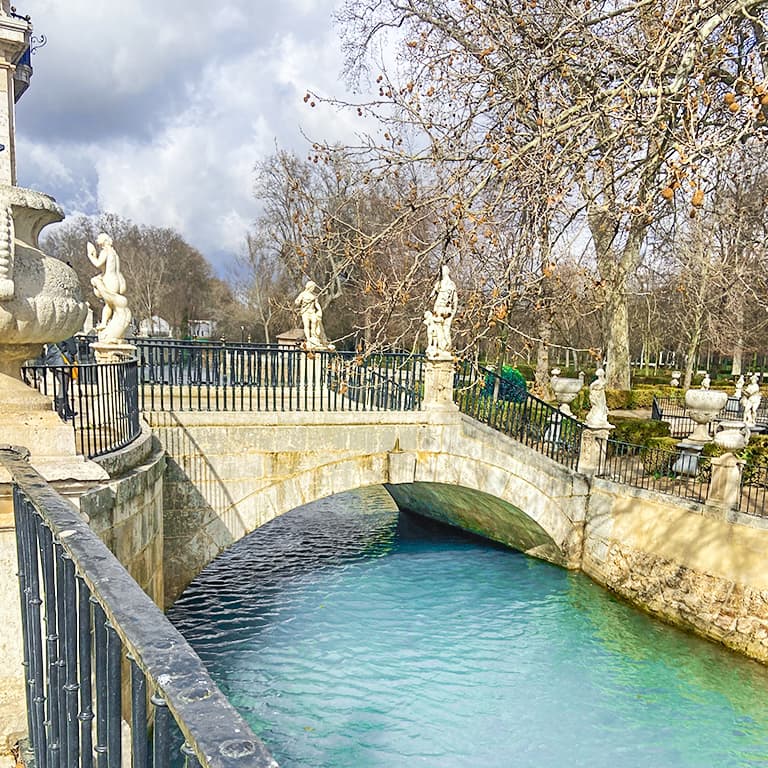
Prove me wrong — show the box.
[579,425,612,475]
[707,453,744,510]
[423,359,458,411]
[91,341,136,363]
[673,441,703,476]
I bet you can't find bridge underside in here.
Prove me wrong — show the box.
[385,481,566,565]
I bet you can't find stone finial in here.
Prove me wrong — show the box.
[425,265,458,360]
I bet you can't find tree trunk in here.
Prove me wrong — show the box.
[683,324,701,390]
[603,278,631,390]
[534,315,551,398]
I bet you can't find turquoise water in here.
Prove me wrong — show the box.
[169,488,768,767]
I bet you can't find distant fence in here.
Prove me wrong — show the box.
[652,394,768,438]
[454,360,583,470]
[0,447,277,768]
[134,339,424,413]
[22,359,141,459]
[741,460,768,517]
[596,438,710,504]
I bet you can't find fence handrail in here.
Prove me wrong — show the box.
[596,437,710,504]
[136,342,425,413]
[454,361,584,470]
[0,446,277,768]
[22,358,141,459]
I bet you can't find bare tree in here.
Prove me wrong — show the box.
[322,0,768,387]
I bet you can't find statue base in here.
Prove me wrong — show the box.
[91,341,137,363]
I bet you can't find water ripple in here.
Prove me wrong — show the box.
[169,487,768,768]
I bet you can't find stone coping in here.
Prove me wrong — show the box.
[146,409,461,428]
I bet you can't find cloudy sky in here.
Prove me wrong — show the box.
[14,0,365,274]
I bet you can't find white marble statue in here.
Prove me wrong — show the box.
[742,373,762,427]
[425,265,458,360]
[585,368,613,428]
[294,280,331,350]
[701,372,711,390]
[734,374,745,400]
[87,233,132,346]
[670,371,681,387]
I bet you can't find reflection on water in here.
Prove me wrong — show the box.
[169,487,768,768]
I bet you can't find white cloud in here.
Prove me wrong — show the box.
[13,0,369,273]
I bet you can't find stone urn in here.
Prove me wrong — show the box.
[684,387,728,444]
[0,185,87,412]
[714,420,750,452]
[550,369,585,416]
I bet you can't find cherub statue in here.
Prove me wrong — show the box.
[87,233,132,345]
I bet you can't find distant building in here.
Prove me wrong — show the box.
[189,319,216,339]
[139,315,172,337]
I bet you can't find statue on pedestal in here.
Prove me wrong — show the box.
[425,265,458,360]
[701,372,711,390]
[734,374,745,400]
[87,233,132,346]
[742,373,762,427]
[294,280,333,350]
[585,368,614,428]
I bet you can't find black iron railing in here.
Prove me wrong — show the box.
[0,447,277,768]
[739,460,768,517]
[454,361,583,470]
[596,438,710,503]
[22,359,141,459]
[135,339,424,412]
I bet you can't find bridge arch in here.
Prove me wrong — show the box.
[152,411,587,606]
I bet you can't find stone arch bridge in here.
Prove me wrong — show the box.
[149,405,588,606]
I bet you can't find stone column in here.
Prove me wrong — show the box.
[423,359,458,411]
[707,453,744,510]
[578,425,613,475]
[0,12,30,186]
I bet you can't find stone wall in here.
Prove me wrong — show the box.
[583,478,768,662]
[82,428,166,606]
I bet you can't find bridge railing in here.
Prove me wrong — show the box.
[596,438,710,503]
[741,460,768,516]
[21,359,141,459]
[135,338,424,412]
[454,361,583,470]
[0,447,277,768]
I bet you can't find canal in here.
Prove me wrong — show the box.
[168,487,768,767]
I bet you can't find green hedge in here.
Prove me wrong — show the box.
[611,417,671,445]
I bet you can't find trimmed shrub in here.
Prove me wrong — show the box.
[611,417,670,445]
[483,365,527,403]
[606,389,633,409]
[642,437,680,475]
